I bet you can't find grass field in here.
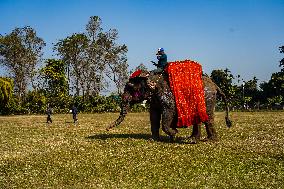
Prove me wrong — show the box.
[0,112,284,188]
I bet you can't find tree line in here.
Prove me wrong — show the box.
[208,46,283,110]
[0,16,128,114]
[0,16,283,115]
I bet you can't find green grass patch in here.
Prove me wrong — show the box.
[0,112,283,188]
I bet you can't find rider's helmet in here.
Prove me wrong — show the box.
[158,47,164,52]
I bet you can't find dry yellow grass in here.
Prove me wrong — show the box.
[0,112,283,188]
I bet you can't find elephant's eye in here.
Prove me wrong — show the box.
[127,82,135,88]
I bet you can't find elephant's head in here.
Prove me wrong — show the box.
[106,70,160,130]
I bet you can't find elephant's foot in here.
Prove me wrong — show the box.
[187,133,201,143]
[188,124,201,142]
[202,136,219,142]
[187,136,200,144]
[205,122,218,141]
[169,135,176,143]
[188,134,201,140]
[162,127,178,140]
[208,136,218,141]
[173,128,178,134]
[149,136,161,142]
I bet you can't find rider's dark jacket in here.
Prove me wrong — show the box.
[157,53,168,69]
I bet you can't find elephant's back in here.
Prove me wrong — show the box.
[202,76,218,91]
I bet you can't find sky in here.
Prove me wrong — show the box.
[1,0,284,84]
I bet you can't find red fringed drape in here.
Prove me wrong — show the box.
[166,60,208,127]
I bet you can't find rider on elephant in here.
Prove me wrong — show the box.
[151,48,168,73]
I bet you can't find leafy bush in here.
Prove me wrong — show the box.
[24,90,47,114]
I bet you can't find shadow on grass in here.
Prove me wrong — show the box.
[271,154,284,161]
[86,133,191,144]
[65,121,74,124]
[86,133,151,140]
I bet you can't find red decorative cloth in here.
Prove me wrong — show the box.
[130,70,142,79]
[166,60,208,127]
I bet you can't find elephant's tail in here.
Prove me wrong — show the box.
[215,85,232,128]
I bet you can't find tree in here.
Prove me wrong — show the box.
[259,46,284,108]
[0,77,13,113]
[55,16,129,96]
[0,26,45,102]
[25,89,47,114]
[244,76,259,107]
[273,46,284,97]
[40,59,69,111]
[277,46,284,96]
[267,95,283,109]
[96,29,128,94]
[135,63,148,72]
[84,16,105,95]
[279,46,284,71]
[210,68,235,100]
[55,33,89,96]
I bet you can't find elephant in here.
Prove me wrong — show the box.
[107,70,232,143]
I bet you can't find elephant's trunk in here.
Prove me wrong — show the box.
[106,95,130,131]
[106,114,126,131]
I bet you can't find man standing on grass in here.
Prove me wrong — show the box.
[71,105,78,124]
[46,105,53,124]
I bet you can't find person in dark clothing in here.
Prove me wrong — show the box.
[46,106,53,124]
[71,106,78,123]
[151,48,168,73]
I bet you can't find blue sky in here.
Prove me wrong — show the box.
[1,0,284,83]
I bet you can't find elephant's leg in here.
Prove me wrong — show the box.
[205,121,218,141]
[161,109,178,142]
[188,124,201,144]
[170,114,178,133]
[189,124,199,138]
[150,108,161,141]
[204,88,218,141]
[204,113,218,141]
